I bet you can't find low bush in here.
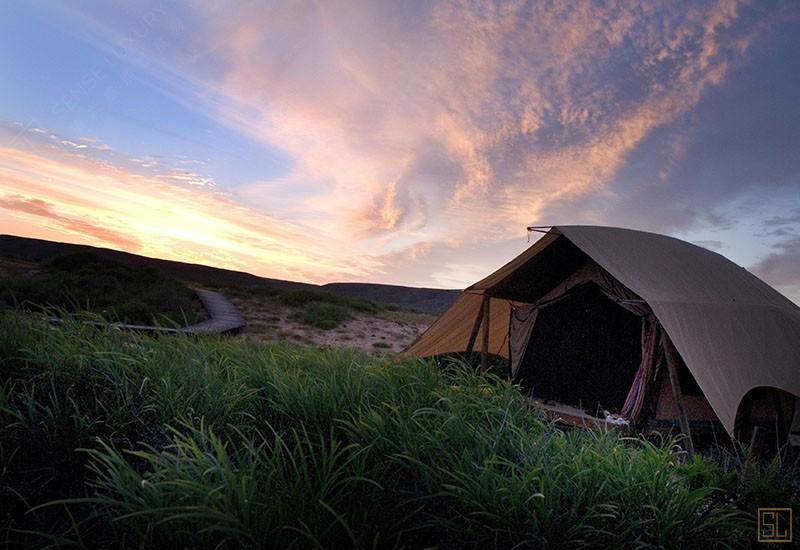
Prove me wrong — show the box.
[278,289,344,308]
[0,252,203,326]
[292,301,351,329]
[278,290,382,329]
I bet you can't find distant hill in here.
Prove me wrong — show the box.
[0,235,459,313]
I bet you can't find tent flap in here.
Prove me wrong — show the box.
[404,293,512,359]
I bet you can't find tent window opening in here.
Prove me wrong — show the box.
[515,283,643,416]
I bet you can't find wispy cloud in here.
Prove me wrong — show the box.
[0,125,375,282]
[752,233,800,304]
[0,194,141,251]
[189,0,765,242]
[5,0,799,293]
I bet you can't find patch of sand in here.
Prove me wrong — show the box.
[228,294,436,354]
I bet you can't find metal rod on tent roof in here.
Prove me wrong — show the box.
[661,333,695,460]
[526,225,552,234]
[465,295,485,355]
[480,296,491,371]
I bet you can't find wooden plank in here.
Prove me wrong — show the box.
[527,397,632,432]
[464,295,486,354]
[480,296,490,370]
[662,333,695,460]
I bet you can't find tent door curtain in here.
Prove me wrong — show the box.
[508,260,658,423]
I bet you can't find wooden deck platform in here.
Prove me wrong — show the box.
[527,397,631,431]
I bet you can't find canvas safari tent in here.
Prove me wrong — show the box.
[405,226,800,444]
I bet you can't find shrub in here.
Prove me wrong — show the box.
[349,299,380,314]
[278,290,384,328]
[278,289,345,307]
[294,301,351,329]
[0,252,202,325]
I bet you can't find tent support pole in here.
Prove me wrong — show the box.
[480,296,490,371]
[662,334,695,460]
[771,389,787,445]
[464,295,485,355]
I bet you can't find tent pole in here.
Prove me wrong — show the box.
[464,295,485,355]
[480,296,491,371]
[662,334,695,460]
[771,388,787,446]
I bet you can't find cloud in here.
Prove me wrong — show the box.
[752,236,800,287]
[750,210,800,300]
[67,1,770,234]
[0,194,142,251]
[170,0,770,245]
[692,240,724,251]
[0,125,377,283]
[12,0,800,292]
[750,233,800,304]
[160,169,216,187]
[760,210,800,238]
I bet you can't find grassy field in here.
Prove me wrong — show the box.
[0,252,204,326]
[0,311,796,549]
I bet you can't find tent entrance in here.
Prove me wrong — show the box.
[514,283,643,416]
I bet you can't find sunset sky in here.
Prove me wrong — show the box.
[1,1,799,302]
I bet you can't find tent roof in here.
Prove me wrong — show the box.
[406,225,800,433]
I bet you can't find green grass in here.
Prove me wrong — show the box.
[0,252,203,326]
[290,301,351,330]
[0,311,795,549]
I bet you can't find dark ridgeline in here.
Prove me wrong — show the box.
[0,234,459,313]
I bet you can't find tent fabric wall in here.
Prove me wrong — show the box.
[404,225,800,434]
[404,293,512,359]
[556,226,800,434]
[469,232,561,291]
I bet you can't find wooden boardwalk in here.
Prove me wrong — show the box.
[185,288,246,334]
[51,288,246,335]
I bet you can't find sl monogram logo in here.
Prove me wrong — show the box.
[757,508,792,543]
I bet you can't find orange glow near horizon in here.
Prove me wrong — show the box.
[0,142,375,284]
[1,1,799,299]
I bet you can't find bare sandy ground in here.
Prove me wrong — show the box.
[228,294,436,354]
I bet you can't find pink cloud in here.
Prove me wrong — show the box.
[174,0,764,247]
[0,127,377,282]
[10,1,790,290]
